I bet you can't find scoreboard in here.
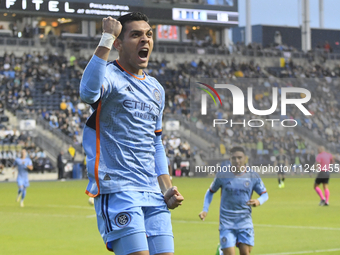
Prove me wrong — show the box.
[0,0,238,27]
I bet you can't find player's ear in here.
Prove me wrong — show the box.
[113,38,122,51]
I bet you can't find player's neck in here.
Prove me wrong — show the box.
[117,59,143,76]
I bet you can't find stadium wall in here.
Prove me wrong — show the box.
[233,24,340,53]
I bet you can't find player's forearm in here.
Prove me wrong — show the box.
[203,189,214,212]
[79,54,106,104]
[257,192,269,205]
[157,174,172,194]
[154,136,169,176]
[95,46,111,61]
[27,165,33,171]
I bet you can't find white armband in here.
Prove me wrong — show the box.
[98,33,115,50]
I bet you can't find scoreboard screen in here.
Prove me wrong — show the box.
[1,0,238,26]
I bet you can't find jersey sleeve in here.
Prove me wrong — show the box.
[154,84,168,176]
[26,158,33,167]
[253,175,267,195]
[209,175,222,193]
[155,84,165,135]
[203,189,214,212]
[79,55,108,104]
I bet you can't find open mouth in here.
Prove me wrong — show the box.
[138,49,149,60]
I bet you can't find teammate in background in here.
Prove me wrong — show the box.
[12,149,33,207]
[199,146,268,255]
[274,148,289,188]
[80,12,184,255]
[314,146,333,206]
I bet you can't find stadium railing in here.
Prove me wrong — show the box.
[2,35,340,60]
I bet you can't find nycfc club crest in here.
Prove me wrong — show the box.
[153,89,162,104]
[243,180,250,188]
[221,236,227,243]
[115,212,131,228]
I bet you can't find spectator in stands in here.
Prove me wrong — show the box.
[36,148,46,159]
[209,143,216,158]
[10,22,18,37]
[10,128,20,144]
[0,102,4,115]
[33,24,40,47]
[68,145,76,162]
[324,41,331,53]
[49,116,59,129]
[174,152,182,176]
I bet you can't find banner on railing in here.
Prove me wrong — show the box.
[165,120,180,131]
[19,119,36,131]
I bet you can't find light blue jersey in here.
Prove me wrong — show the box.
[208,169,267,230]
[13,157,32,187]
[80,55,169,196]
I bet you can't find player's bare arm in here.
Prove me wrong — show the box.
[95,17,122,61]
[27,164,33,171]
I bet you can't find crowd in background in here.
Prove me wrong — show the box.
[1,48,340,175]
[0,125,54,172]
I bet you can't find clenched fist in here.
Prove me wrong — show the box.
[102,16,122,38]
[164,186,184,210]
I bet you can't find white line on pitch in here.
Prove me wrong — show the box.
[46,204,94,210]
[0,212,81,218]
[254,224,340,231]
[172,220,340,231]
[258,248,340,255]
[0,211,97,218]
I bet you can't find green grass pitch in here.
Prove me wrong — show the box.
[1,177,339,255]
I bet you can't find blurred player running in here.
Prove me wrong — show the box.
[12,149,33,207]
[80,12,183,255]
[274,148,289,188]
[314,146,333,206]
[199,146,268,255]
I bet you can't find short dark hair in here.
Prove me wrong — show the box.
[117,12,149,40]
[230,146,246,155]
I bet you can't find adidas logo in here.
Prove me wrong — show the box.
[104,174,111,180]
[226,181,231,185]
[125,85,134,92]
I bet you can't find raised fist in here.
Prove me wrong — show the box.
[102,16,122,38]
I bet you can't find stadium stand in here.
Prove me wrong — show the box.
[1,39,340,177]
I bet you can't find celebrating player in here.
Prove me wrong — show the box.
[314,146,333,206]
[199,146,268,255]
[12,148,33,207]
[80,12,184,255]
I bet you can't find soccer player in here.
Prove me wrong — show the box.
[314,146,333,206]
[199,146,268,255]
[79,12,184,255]
[12,148,33,207]
[274,148,289,188]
